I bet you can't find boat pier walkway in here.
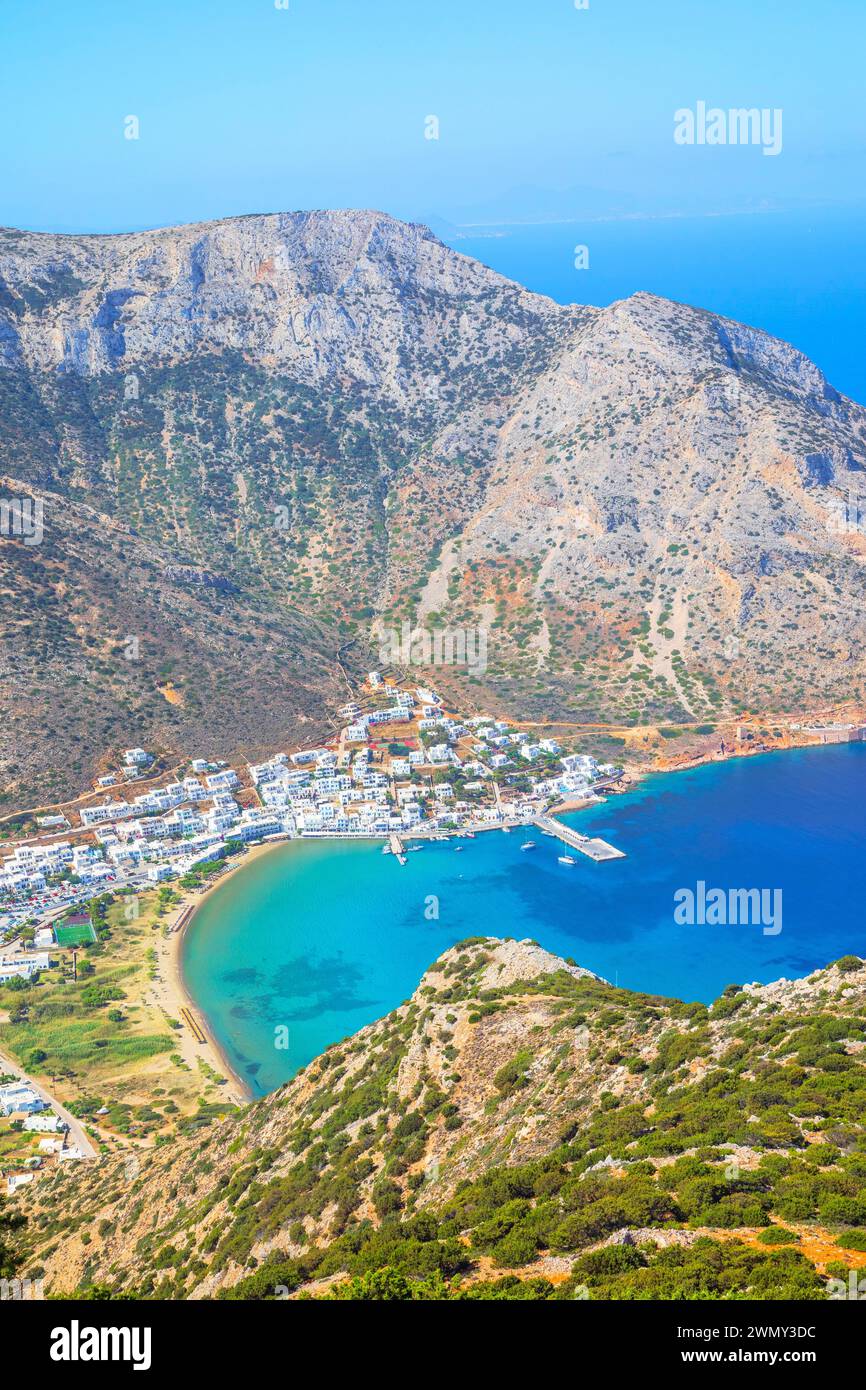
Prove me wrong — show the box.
[389,832,407,865]
[533,814,625,862]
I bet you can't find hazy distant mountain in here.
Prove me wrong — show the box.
[439,182,646,226]
[430,185,807,228]
[1,209,865,804]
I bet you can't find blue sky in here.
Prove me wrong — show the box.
[1,0,864,232]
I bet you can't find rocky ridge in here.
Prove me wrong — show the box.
[16,937,866,1301]
[2,209,865,804]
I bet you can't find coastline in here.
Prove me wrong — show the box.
[159,780,655,1088]
[151,844,294,1105]
[160,736,861,1102]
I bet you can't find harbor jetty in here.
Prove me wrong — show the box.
[533,814,625,862]
[389,832,407,865]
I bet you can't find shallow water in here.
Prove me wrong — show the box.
[183,743,865,1095]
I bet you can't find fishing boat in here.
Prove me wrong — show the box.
[520,841,536,851]
[558,854,576,866]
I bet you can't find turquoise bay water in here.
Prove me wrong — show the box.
[183,744,865,1096]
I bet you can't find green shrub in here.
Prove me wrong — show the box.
[756,1226,799,1245]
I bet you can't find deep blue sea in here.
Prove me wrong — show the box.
[447,206,866,407]
[183,744,865,1096]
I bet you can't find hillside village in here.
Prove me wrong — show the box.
[0,672,622,961]
[0,1078,86,1199]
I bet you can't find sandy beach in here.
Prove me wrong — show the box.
[149,790,638,1095]
[144,724,865,1113]
[149,840,292,1105]
[152,734,856,1103]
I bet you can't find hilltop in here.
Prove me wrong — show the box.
[2,210,866,805]
[13,937,866,1301]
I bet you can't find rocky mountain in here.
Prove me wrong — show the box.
[15,937,866,1301]
[2,210,865,805]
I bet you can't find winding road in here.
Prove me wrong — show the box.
[0,1044,96,1159]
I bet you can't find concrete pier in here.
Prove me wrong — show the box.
[389,832,407,865]
[533,814,625,862]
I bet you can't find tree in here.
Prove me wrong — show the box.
[371,1177,402,1218]
[330,1268,414,1300]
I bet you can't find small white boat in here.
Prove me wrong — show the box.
[520,841,536,851]
[465,831,476,839]
[558,854,576,866]
[381,844,391,854]
[454,846,463,853]
[408,844,423,852]
[501,826,512,833]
